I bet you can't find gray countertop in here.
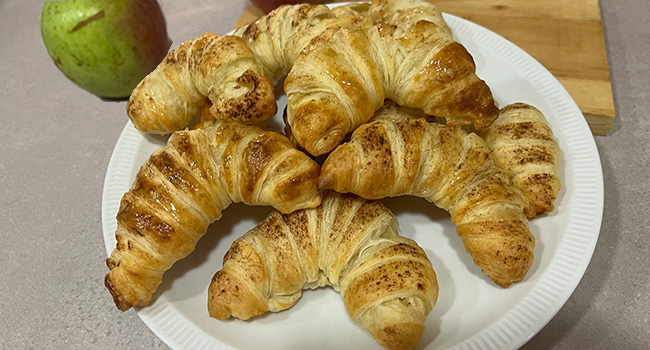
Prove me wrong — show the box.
[1,0,648,349]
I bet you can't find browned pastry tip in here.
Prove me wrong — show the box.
[209,69,278,124]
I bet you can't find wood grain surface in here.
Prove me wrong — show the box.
[233,0,615,135]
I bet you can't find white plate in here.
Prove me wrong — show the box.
[102,9,604,350]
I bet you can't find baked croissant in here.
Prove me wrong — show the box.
[233,3,337,84]
[479,103,562,218]
[288,4,496,155]
[319,103,534,287]
[208,192,438,350]
[105,122,321,311]
[371,18,497,126]
[126,33,277,134]
[330,2,373,27]
[333,0,452,36]
[283,17,386,155]
[235,0,498,156]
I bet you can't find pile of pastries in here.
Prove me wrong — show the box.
[105,1,561,349]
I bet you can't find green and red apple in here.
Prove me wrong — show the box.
[40,0,170,99]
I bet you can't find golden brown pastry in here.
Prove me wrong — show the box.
[189,101,217,130]
[284,16,498,155]
[333,0,452,36]
[236,4,383,155]
[126,33,277,134]
[233,3,337,84]
[479,103,562,218]
[105,122,321,311]
[331,2,370,17]
[235,0,498,156]
[372,19,497,125]
[208,192,438,350]
[319,104,534,287]
[283,18,386,155]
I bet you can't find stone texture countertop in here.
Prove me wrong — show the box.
[1,0,648,349]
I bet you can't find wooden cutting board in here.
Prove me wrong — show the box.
[233,0,615,135]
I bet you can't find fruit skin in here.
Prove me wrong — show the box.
[41,0,170,99]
